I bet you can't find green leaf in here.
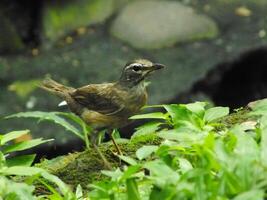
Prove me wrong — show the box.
[0,130,30,145]
[185,102,207,117]
[6,111,84,140]
[101,168,123,180]
[144,160,179,185]
[130,112,167,120]
[261,126,267,167]
[158,129,205,144]
[6,154,36,167]
[249,99,267,116]
[126,178,140,200]
[121,165,142,181]
[233,189,264,200]
[118,155,137,166]
[0,176,35,200]
[3,138,53,154]
[136,145,158,160]
[133,122,162,137]
[163,104,203,130]
[41,171,72,196]
[0,166,45,176]
[204,106,229,122]
[75,184,83,199]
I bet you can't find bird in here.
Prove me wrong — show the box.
[40,59,164,167]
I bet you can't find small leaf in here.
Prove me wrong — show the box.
[126,178,141,200]
[136,145,158,160]
[204,107,229,122]
[0,130,30,145]
[3,138,53,154]
[6,154,36,167]
[75,184,83,199]
[118,155,137,165]
[130,112,167,120]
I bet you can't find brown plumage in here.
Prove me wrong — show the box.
[40,59,164,158]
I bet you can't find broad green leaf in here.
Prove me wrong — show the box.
[233,189,264,200]
[0,166,44,176]
[158,129,205,144]
[136,145,158,160]
[204,107,229,122]
[6,154,36,167]
[178,158,193,173]
[132,121,162,137]
[121,165,142,181]
[118,155,138,166]
[185,102,207,117]
[101,168,123,181]
[0,130,30,145]
[163,104,203,130]
[0,176,35,200]
[126,178,140,200]
[232,126,259,159]
[249,99,267,116]
[3,138,53,154]
[6,111,84,139]
[130,112,167,120]
[144,160,179,186]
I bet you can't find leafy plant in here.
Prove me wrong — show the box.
[0,129,82,199]
[6,111,92,148]
[88,102,267,200]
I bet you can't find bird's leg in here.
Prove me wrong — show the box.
[90,130,112,170]
[107,129,123,155]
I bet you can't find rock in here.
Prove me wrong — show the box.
[111,0,218,49]
[43,0,115,43]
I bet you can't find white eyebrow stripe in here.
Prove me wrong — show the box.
[125,63,143,70]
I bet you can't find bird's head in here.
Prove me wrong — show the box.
[119,59,165,87]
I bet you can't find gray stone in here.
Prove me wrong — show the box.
[111,0,218,49]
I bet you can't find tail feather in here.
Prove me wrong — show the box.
[39,78,73,98]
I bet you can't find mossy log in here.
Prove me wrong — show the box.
[36,133,161,189]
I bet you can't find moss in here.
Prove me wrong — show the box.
[219,107,252,128]
[37,133,160,189]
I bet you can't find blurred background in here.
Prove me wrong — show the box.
[1,0,267,158]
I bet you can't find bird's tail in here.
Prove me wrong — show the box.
[39,78,74,98]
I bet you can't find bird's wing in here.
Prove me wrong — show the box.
[70,84,125,115]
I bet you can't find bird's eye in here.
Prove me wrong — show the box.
[132,65,141,72]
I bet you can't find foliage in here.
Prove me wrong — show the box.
[6,111,92,148]
[0,129,80,199]
[88,101,267,200]
[3,100,267,199]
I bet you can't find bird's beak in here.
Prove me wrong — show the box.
[149,63,165,71]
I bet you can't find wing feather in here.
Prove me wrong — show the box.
[70,84,124,115]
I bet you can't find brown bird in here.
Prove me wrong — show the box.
[40,59,164,166]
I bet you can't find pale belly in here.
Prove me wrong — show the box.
[80,109,130,129]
